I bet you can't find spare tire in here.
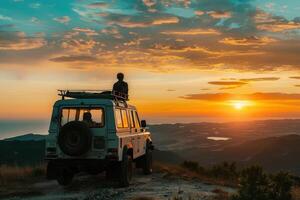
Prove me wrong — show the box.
[58,121,92,156]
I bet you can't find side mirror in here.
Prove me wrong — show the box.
[141,120,147,128]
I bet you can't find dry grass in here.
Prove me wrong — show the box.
[153,161,238,187]
[0,165,46,198]
[0,164,45,185]
[292,187,300,200]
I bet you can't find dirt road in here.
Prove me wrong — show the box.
[4,172,235,200]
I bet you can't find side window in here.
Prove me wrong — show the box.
[129,110,135,128]
[115,109,123,128]
[134,111,140,128]
[121,110,129,128]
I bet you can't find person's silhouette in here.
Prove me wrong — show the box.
[112,73,128,97]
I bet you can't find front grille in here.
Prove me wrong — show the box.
[93,136,105,149]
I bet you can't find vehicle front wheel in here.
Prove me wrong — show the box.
[57,168,74,186]
[119,154,133,187]
[143,145,153,175]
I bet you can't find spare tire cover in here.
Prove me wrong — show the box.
[58,121,92,156]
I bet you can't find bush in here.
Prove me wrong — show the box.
[181,161,200,172]
[231,166,293,200]
[210,162,238,179]
[269,171,293,200]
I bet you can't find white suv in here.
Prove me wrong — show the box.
[45,90,153,187]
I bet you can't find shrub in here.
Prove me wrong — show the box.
[231,166,293,200]
[269,171,293,200]
[210,162,238,179]
[181,161,201,172]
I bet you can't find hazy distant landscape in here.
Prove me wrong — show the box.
[2,119,300,175]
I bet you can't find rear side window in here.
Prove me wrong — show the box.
[134,111,140,128]
[121,110,129,128]
[115,109,123,128]
[115,108,129,128]
[129,110,135,128]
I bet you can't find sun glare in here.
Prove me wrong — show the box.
[230,100,250,110]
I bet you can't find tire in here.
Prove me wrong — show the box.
[119,154,133,187]
[143,145,153,175]
[58,121,92,156]
[46,161,57,180]
[57,167,74,186]
[106,162,118,180]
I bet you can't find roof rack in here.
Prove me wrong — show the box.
[58,90,129,102]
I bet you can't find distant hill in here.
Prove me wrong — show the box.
[0,140,45,166]
[2,119,300,174]
[4,133,46,141]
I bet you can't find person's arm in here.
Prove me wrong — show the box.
[112,82,117,92]
[125,82,128,94]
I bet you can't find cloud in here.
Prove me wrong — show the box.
[53,16,71,24]
[0,15,12,21]
[161,28,220,35]
[207,11,232,19]
[87,2,109,8]
[152,16,179,25]
[290,76,300,79]
[29,3,41,9]
[257,21,300,32]
[194,10,205,16]
[61,39,98,54]
[255,10,300,32]
[0,31,46,51]
[208,81,247,86]
[72,27,98,36]
[219,36,277,46]
[181,93,300,101]
[49,55,98,63]
[107,16,179,27]
[239,77,280,82]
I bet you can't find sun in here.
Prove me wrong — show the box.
[230,100,250,110]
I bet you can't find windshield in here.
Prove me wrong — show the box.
[61,108,104,128]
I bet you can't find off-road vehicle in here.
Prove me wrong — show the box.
[45,90,153,186]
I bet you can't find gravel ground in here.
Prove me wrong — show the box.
[4,172,235,200]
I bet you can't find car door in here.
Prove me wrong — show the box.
[133,110,142,156]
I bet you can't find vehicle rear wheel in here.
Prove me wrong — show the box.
[57,168,74,186]
[143,145,153,175]
[119,154,133,187]
[46,161,57,180]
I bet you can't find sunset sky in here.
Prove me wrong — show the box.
[1,0,300,125]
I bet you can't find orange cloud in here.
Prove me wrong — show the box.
[0,32,46,51]
[208,81,247,86]
[207,11,232,19]
[152,16,179,25]
[108,16,179,28]
[181,93,300,101]
[257,22,300,32]
[72,27,98,36]
[219,36,277,46]
[87,2,109,8]
[161,28,220,35]
[239,77,280,82]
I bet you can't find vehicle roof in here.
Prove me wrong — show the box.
[54,98,136,110]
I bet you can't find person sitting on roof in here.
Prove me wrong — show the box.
[112,73,128,99]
